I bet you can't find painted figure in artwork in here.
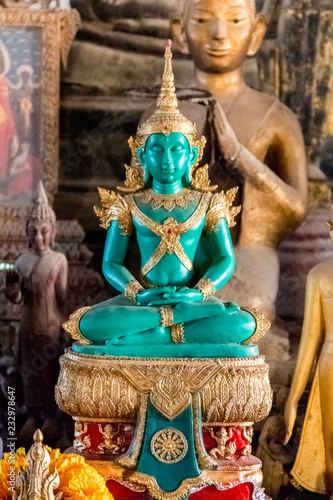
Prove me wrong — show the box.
[5,182,68,441]
[284,207,333,499]
[63,42,269,356]
[170,0,308,320]
[0,37,18,186]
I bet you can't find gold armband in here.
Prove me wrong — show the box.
[125,279,144,301]
[62,306,92,345]
[171,324,185,344]
[160,306,173,327]
[195,278,215,300]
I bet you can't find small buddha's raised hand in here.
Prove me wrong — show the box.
[4,269,22,303]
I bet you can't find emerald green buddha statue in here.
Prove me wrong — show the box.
[64,41,269,358]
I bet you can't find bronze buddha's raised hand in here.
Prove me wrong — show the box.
[174,0,308,320]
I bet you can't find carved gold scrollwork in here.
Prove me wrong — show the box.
[56,351,272,425]
[120,362,221,420]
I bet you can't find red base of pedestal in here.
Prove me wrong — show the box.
[106,479,254,500]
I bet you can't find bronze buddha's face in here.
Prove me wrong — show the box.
[184,0,259,74]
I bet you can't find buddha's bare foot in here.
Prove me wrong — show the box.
[173,300,224,324]
[106,326,171,345]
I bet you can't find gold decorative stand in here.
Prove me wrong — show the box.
[56,349,273,500]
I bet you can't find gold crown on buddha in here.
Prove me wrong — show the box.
[135,39,197,146]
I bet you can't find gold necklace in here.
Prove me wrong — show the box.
[135,188,199,211]
[127,193,211,275]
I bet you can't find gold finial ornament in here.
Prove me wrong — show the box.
[13,429,63,500]
[135,40,198,147]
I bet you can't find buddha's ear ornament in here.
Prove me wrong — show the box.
[190,164,217,192]
[117,136,147,194]
[117,164,145,194]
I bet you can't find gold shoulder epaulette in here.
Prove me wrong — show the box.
[94,187,133,236]
[204,187,241,233]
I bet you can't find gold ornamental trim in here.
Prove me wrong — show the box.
[62,306,91,345]
[127,193,211,276]
[89,459,263,489]
[160,306,173,327]
[203,421,254,427]
[56,350,272,424]
[94,188,133,235]
[123,469,264,500]
[241,307,271,344]
[194,278,215,300]
[117,394,148,469]
[204,188,241,232]
[124,279,144,301]
[135,188,199,211]
[126,471,210,500]
[170,323,185,343]
[193,393,217,470]
[61,350,266,367]
[74,416,135,423]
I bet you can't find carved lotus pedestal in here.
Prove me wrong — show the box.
[56,349,272,500]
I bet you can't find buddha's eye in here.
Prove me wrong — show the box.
[151,146,163,152]
[172,145,184,153]
[233,18,240,23]
[192,13,210,24]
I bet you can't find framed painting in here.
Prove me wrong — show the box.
[0,8,79,204]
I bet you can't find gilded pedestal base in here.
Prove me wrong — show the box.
[56,349,272,500]
[56,349,272,423]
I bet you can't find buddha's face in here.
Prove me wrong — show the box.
[184,0,261,74]
[138,132,198,186]
[28,220,54,255]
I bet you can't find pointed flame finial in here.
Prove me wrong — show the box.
[156,39,178,113]
[135,40,197,145]
[29,181,56,226]
[14,429,62,500]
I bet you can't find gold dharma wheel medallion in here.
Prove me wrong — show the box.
[151,428,188,464]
